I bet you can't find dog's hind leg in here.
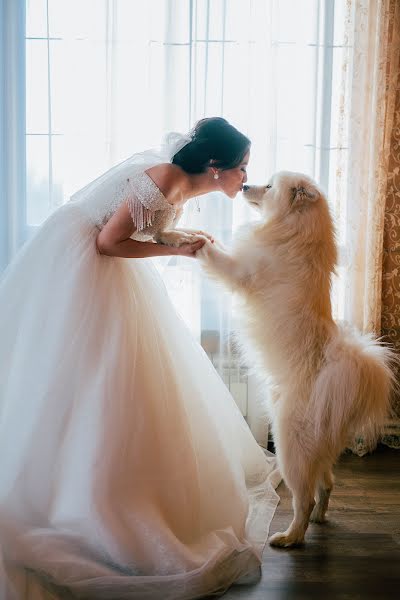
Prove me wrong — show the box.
[269,484,315,548]
[269,426,316,548]
[310,469,334,523]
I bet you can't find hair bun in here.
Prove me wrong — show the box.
[171,117,250,174]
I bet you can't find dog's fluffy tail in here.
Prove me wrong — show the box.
[309,326,396,448]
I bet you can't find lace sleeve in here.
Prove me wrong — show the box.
[124,171,171,232]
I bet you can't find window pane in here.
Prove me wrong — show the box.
[164,0,190,44]
[277,0,319,44]
[53,39,107,135]
[48,0,107,40]
[207,0,226,41]
[51,134,67,209]
[26,0,47,38]
[26,39,49,134]
[26,135,49,225]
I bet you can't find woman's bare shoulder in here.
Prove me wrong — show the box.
[145,163,184,181]
[145,163,186,203]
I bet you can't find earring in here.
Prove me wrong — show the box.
[213,171,219,180]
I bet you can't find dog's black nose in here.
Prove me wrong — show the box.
[242,185,250,192]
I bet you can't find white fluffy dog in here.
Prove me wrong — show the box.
[197,171,395,548]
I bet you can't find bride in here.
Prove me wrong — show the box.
[0,117,278,599]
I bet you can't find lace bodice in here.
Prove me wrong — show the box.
[71,165,178,241]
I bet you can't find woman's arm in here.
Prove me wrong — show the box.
[96,201,205,258]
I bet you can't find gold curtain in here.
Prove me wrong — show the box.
[335,0,400,454]
[381,0,400,450]
[335,0,400,333]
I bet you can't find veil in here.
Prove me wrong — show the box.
[70,132,192,204]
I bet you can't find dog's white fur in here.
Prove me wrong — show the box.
[197,171,395,548]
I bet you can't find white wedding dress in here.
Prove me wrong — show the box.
[0,143,279,599]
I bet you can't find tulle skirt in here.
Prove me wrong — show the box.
[0,203,278,599]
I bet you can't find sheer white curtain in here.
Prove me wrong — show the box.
[3,0,393,445]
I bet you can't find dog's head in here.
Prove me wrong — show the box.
[242,171,322,221]
[242,170,336,267]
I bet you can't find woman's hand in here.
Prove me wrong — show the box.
[176,238,206,258]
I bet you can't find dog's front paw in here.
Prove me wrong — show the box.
[195,239,217,260]
[185,229,215,243]
[269,531,304,548]
[157,231,204,248]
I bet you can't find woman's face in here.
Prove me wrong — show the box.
[216,150,250,199]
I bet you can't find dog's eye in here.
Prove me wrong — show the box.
[266,184,272,189]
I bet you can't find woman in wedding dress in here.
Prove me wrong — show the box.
[0,117,278,599]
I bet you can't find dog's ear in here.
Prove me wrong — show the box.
[290,184,318,212]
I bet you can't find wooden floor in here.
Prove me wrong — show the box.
[222,445,400,600]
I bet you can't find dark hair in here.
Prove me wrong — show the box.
[172,117,250,174]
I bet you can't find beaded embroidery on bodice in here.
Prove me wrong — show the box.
[72,166,178,240]
[126,171,178,241]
